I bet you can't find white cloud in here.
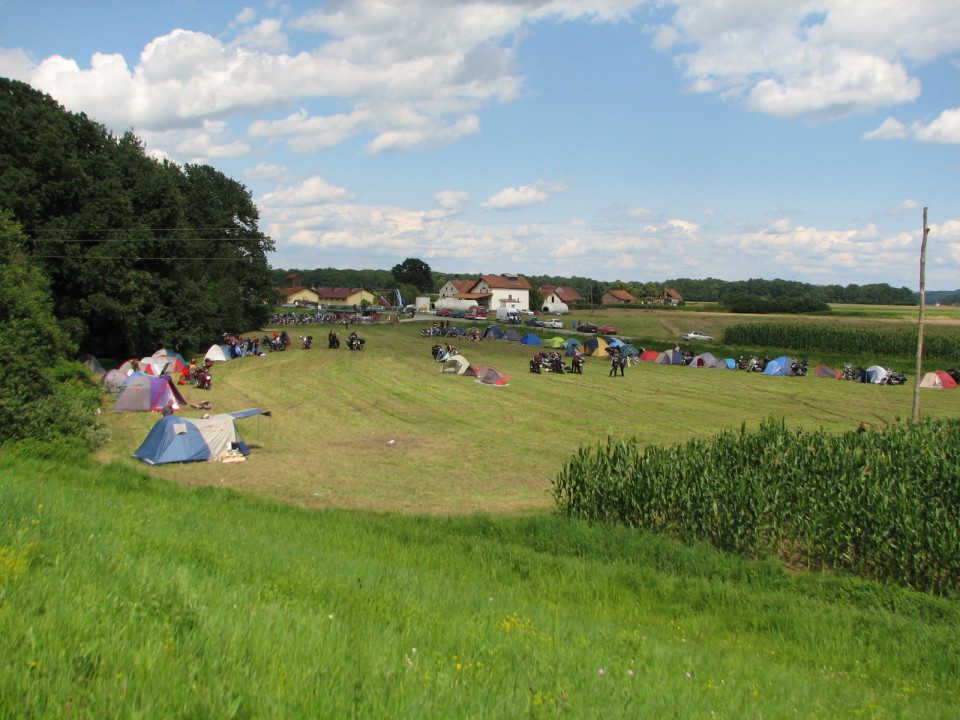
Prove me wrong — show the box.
[661,0,960,120]
[0,47,35,78]
[434,190,470,214]
[863,117,908,141]
[244,163,293,184]
[482,184,549,210]
[259,176,354,207]
[911,108,960,144]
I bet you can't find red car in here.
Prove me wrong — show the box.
[436,308,453,317]
[598,324,618,335]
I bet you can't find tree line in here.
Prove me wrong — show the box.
[0,78,276,361]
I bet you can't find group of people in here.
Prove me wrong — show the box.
[529,350,583,374]
[224,333,267,358]
[608,347,628,377]
[178,357,213,389]
[432,343,459,362]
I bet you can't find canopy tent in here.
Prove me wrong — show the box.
[815,364,840,379]
[113,375,186,412]
[475,365,510,386]
[441,355,473,375]
[204,344,230,362]
[919,371,958,389]
[519,333,543,346]
[132,409,270,465]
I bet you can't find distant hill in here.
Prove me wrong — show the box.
[924,290,960,305]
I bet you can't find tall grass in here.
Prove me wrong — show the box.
[2,453,960,718]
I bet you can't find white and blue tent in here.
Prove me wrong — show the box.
[133,409,270,465]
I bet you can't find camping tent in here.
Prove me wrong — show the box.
[639,350,659,362]
[605,337,625,349]
[113,375,186,412]
[582,336,610,358]
[132,409,270,465]
[441,355,473,375]
[101,369,128,393]
[78,354,106,376]
[543,337,566,349]
[475,365,509,386]
[563,338,582,356]
[520,333,543,346]
[919,371,958,389]
[815,364,840,379]
[204,344,230,362]
[503,329,521,342]
[654,349,685,365]
[762,356,795,376]
[482,325,504,340]
[138,356,169,376]
[689,352,720,368]
[865,365,887,383]
[621,344,641,358]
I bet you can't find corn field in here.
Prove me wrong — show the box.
[553,418,960,595]
[723,322,960,360]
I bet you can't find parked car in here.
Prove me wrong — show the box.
[436,308,453,317]
[577,322,599,333]
[451,309,466,318]
[518,309,535,315]
[542,318,563,329]
[466,306,487,319]
[525,318,545,327]
[598,324,618,335]
[682,330,713,341]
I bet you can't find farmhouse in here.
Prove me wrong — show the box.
[601,288,637,304]
[278,273,320,306]
[539,285,583,306]
[463,274,532,313]
[438,278,475,300]
[314,287,377,306]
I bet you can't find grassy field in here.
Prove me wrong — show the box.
[96,308,959,514]
[3,453,959,718]
[4,307,960,717]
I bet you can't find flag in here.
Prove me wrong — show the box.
[378,295,390,308]
[395,288,406,306]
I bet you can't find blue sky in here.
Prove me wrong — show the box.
[2,0,958,289]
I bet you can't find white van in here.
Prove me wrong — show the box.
[495,308,521,324]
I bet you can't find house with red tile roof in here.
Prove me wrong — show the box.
[601,288,637,304]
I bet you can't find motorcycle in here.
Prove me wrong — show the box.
[841,363,864,382]
[195,367,212,390]
[347,334,365,351]
[300,335,313,350]
[570,355,584,374]
[883,369,907,385]
[328,332,341,349]
[790,360,809,376]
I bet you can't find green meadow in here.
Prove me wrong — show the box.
[3,308,960,717]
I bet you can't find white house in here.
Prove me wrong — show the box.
[468,274,531,312]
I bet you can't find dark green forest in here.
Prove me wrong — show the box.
[0,78,276,360]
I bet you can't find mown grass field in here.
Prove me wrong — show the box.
[96,307,959,514]
[4,307,960,718]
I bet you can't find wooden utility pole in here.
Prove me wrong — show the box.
[912,207,929,422]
